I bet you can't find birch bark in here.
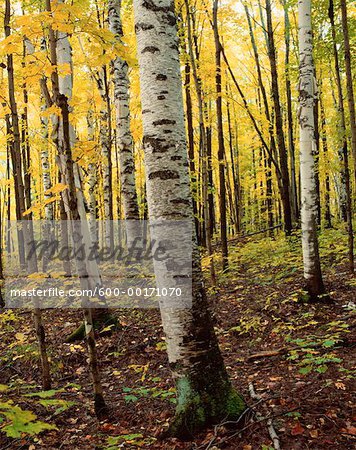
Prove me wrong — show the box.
[87,110,99,245]
[109,0,139,221]
[298,0,326,299]
[96,70,113,247]
[5,0,51,390]
[45,0,107,415]
[133,0,244,436]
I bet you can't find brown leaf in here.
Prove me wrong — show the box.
[291,422,305,436]
[341,424,356,436]
[309,429,319,438]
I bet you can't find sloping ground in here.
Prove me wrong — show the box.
[0,229,355,449]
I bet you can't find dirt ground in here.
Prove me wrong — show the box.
[1,238,355,449]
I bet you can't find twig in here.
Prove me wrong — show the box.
[201,396,276,450]
[249,382,280,450]
[212,224,283,248]
[267,418,281,450]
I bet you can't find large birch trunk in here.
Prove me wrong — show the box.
[133,0,245,437]
[298,0,326,300]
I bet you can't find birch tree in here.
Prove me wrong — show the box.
[133,0,245,436]
[298,0,327,300]
[45,0,107,415]
[108,0,139,222]
[5,0,51,390]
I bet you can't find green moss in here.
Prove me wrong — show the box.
[167,377,246,439]
[226,388,246,417]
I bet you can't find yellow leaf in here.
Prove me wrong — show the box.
[15,333,26,342]
[46,183,68,195]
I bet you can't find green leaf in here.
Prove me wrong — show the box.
[3,419,57,438]
[316,365,328,373]
[39,399,75,415]
[25,389,62,399]
[124,395,139,403]
[298,366,313,375]
[322,340,336,348]
[0,385,8,392]
[0,404,57,438]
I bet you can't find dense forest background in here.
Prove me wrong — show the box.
[0,0,355,449]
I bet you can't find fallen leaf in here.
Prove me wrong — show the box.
[341,424,356,436]
[291,422,305,436]
[310,429,319,438]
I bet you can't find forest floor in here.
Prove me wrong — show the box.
[0,228,355,449]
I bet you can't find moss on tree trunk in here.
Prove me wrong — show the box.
[167,375,246,439]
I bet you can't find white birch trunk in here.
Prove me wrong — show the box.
[298,0,325,300]
[108,0,139,222]
[133,0,244,436]
[53,10,107,415]
[87,111,99,245]
[40,112,53,220]
[96,72,113,247]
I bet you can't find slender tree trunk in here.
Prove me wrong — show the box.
[242,3,283,231]
[298,0,327,300]
[329,0,354,272]
[46,0,107,414]
[340,0,356,185]
[133,0,245,436]
[265,0,292,234]
[319,80,332,229]
[213,0,228,271]
[5,0,51,389]
[226,89,241,234]
[185,0,215,283]
[206,122,215,239]
[183,58,200,239]
[0,185,5,307]
[87,110,99,245]
[21,39,33,214]
[313,91,321,225]
[96,70,114,247]
[108,0,140,252]
[329,0,348,221]
[282,0,298,222]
